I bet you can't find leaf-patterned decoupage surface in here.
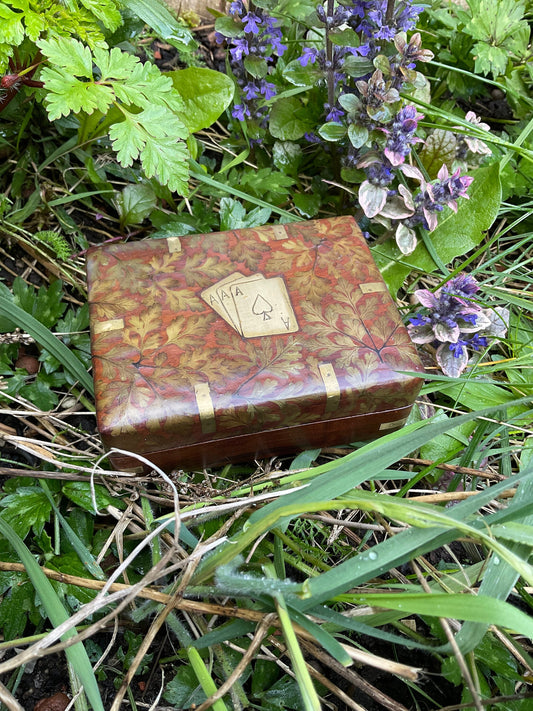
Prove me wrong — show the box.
[86,217,424,454]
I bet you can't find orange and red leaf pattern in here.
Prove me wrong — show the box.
[87,217,424,457]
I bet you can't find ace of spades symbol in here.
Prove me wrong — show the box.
[230,276,299,338]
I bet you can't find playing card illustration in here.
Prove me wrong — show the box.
[202,273,298,338]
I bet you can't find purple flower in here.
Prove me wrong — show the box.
[462,313,478,325]
[447,273,480,298]
[299,47,319,67]
[243,82,259,100]
[409,313,430,326]
[384,105,423,166]
[470,334,488,350]
[449,339,468,358]
[229,1,245,14]
[366,160,395,187]
[230,38,250,61]
[325,104,345,122]
[232,104,251,121]
[260,80,276,100]
[242,12,262,34]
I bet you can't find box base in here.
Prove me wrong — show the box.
[106,405,414,472]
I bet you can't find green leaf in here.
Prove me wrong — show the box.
[0,578,35,640]
[0,487,52,539]
[293,192,321,218]
[62,481,125,513]
[12,277,66,329]
[109,107,189,194]
[347,123,368,148]
[41,68,114,119]
[244,55,269,79]
[79,0,122,31]
[317,122,347,142]
[372,162,502,294]
[329,28,360,47]
[164,665,207,707]
[168,68,234,134]
[114,183,158,228]
[283,59,322,87]
[419,130,458,179]
[269,97,315,141]
[123,0,197,51]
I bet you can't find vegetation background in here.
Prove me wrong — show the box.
[0,1,532,710]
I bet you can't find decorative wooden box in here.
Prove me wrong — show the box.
[86,217,424,472]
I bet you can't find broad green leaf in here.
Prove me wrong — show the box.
[269,97,315,141]
[114,183,157,228]
[0,579,35,640]
[329,28,360,47]
[283,59,322,87]
[62,481,125,513]
[0,487,52,539]
[419,129,457,179]
[168,68,234,134]
[317,122,346,142]
[244,55,269,79]
[372,162,502,294]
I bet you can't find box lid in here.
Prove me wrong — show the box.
[87,217,424,454]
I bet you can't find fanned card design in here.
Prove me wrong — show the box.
[87,217,424,459]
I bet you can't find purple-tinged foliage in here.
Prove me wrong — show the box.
[407,274,509,376]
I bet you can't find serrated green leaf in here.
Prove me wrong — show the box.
[79,0,122,31]
[168,68,234,134]
[372,162,502,294]
[41,68,114,119]
[93,45,139,81]
[38,36,94,77]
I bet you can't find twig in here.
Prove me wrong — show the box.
[0,681,24,711]
[400,457,505,481]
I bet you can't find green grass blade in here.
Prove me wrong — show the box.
[0,295,94,396]
[298,465,533,612]
[193,400,532,583]
[0,518,104,711]
[274,593,321,711]
[348,592,533,638]
[453,474,533,654]
[186,646,229,711]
